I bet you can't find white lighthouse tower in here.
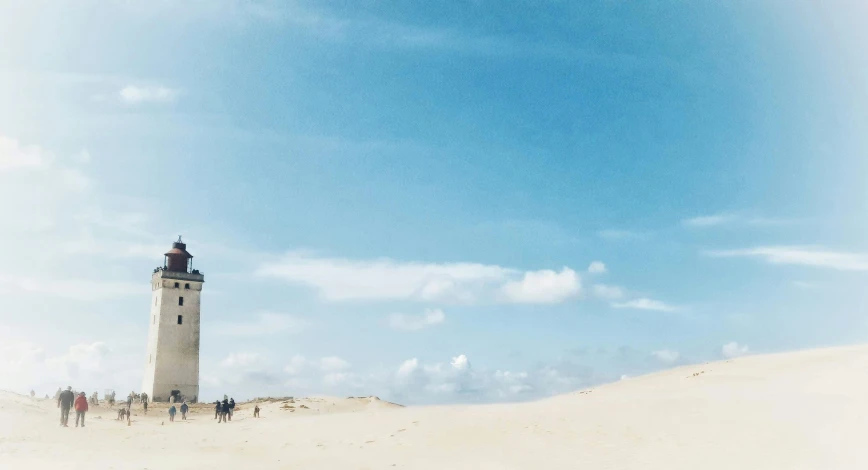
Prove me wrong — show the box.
[142,237,204,403]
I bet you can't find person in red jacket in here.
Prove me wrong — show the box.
[74,392,89,428]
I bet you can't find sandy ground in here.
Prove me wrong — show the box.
[3,344,868,469]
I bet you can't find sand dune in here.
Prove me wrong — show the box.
[3,344,868,469]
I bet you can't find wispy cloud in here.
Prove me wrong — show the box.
[107,1,675,69]
[119,85,179,104]
[682,212,796,228]
[591,284,625,300]
[587,261,606,274]
[704,246,868,271]
[612,298,677,312]
[792,280,819,289]
[283,355,351,375]
[257,252,582,304]
[220,352,262,368]
[597,229,647,241]
[500,268,581,304]
[651,349,680,363]
[0,275,144,300]
[0,135,49,172]
[721,342,749,358]
[389,308,446,331]
[212,312,308,336]
[682,213,739,227]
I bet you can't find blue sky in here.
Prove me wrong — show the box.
[1,0,867,404]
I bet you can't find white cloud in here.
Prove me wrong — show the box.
[651,349,680,363]
[389,308,446,331]
[587,261,606,274]
[283,355,309,375]
[0,330,138,395]
[682,213,737,227]
[722,342,750,358]
[220,352,262,368]
[0,135,49,172]
[591,284,625,300]
[501,267,581,304]
[323,372,354,386]
[388,354,600,403]
[612,298,677,312]
[0,276,144,300]
[0,135,89,192]
[392,353,478,396]
[493,370,533,395]
[320,356,351,372]
[119,85,179,104]
[283,355,351,375]
[683,212,795,228]
[396,358,419,379]
[450,354,470,371]
[213,312,307,336]
[75,149,92,164]
[46,341,111,374]
[258,252,582,304]
[704,246,868,271]
[257,252,509,302]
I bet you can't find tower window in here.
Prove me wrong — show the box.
[179,297,184,306]
[177,315,183,325]
[185,283,190,289]
[174,282,180,288]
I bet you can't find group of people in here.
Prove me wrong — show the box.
[168,401,189,422]
[52,387,259,426]
[215,397,236,423]
[56,386,89,428]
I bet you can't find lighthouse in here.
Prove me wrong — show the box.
[142,237,204,403]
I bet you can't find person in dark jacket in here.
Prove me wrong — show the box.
[218,399,230,423]
[74,392,89,427]
[214,401,220,419]
[228,398,235,421]
[254,404,260,418]
[180,401,189,420]
[168,405,177,422]
[57,386,75,427]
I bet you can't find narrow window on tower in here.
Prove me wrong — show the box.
[185,283,190,289]
[177,315,183,325]
[174,282,180,288]
[179,297,184,306]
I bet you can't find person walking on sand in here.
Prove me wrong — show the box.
[228,398,235,421]
[214,400,220,419]
[254,404,260,418]
[74,392,89,427]
[218,399,229,423]
[168,404,177,422]
[180,401,189,420]
[143,398,148,414]
[57,386,75,427]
